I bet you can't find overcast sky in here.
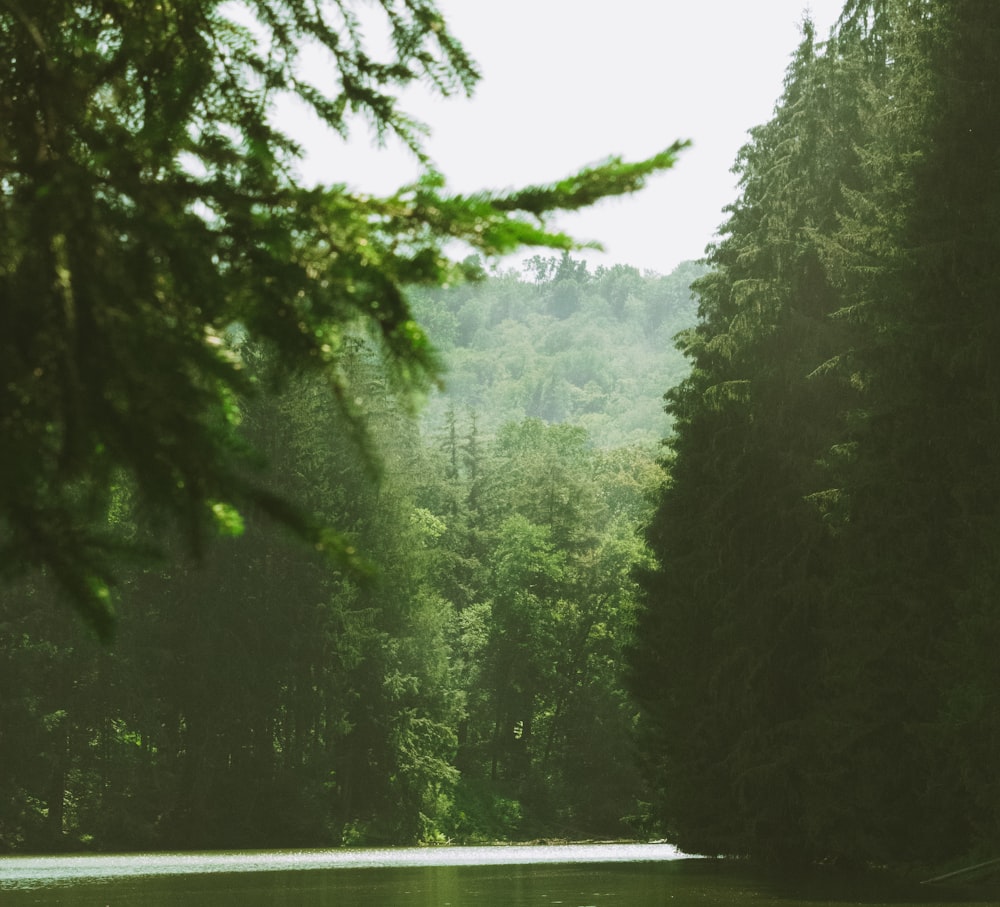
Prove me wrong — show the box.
[276,1,847,276]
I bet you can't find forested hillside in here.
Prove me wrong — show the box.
[0,259,702,851]
[631,0,1000,869]
[410,257,704,449]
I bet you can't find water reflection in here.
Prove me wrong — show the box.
[0,845,994,906]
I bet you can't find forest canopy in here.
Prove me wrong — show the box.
[0,0,685,638]
[409,256,705,448]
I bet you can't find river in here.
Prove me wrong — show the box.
[0,843,993,905]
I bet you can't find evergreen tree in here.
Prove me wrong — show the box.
[0,0,686,636]
[824,0,1000,860]
[633,17,860,862]
[634,0,1000,867]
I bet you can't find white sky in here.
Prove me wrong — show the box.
[275,1,846,276]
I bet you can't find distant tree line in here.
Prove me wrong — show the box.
[409,256,703,449]
[631,0,1000,869]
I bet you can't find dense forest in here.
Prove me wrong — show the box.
[632,0,1000,870]
[0,0,690,854]
[5,0,1000,879]
[410,256,704,448]
[0,260,698,851]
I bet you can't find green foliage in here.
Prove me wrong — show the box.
[0,328,663,849]
[0,0,684,638]
[409,257,705,449]
[0,344,457,850]
[633,0,1000,869]
[413,414,659,839]
[437,777,524,843]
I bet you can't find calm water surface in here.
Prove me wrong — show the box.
[0,843,993,906]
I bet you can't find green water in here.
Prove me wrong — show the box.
[0,845,993,906]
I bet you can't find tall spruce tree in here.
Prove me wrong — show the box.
[824,0,1000,861]
[634,0,1000,866]
[632,18,860,862]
